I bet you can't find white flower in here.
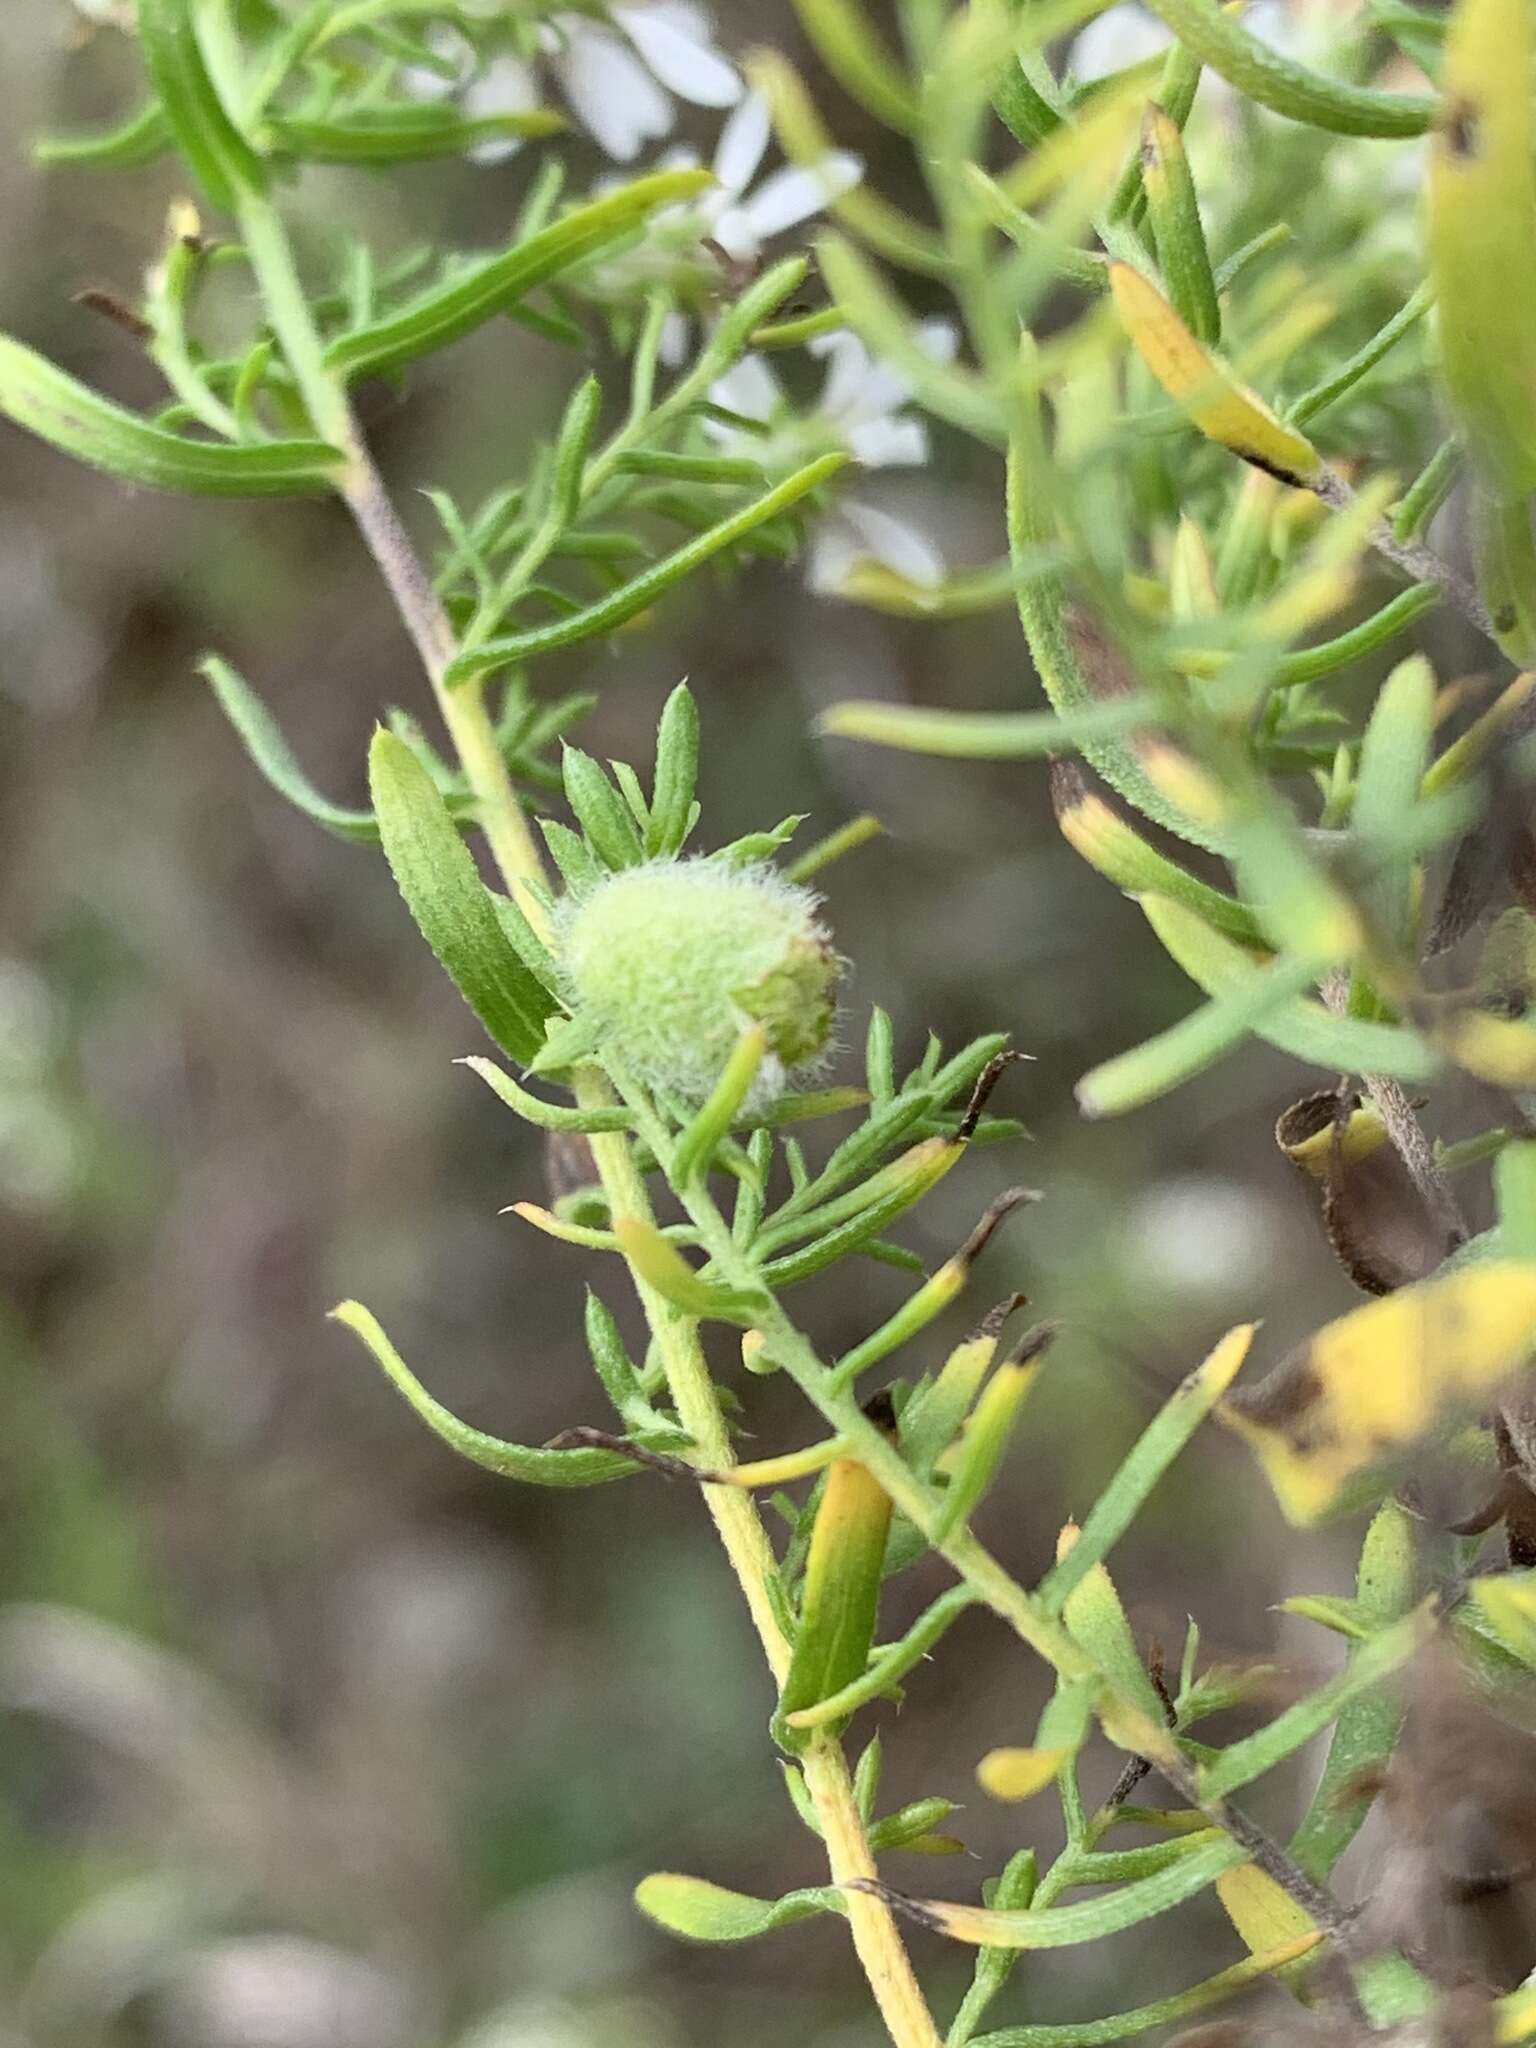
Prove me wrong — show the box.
[575,93,861,355]
[705,322,956,592]
[423,3,743,164]
[1068,4,1172,83]
[1068,0,1294,83]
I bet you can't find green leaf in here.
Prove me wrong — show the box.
[34,101,172,169]
[782,1586,978,1732]
[1199,1606,1432,1800]
[613,1217,762,1324]
[1039,1326,1254,1615]
[136,0,268,208]
[369,730,555,1062]
[199,655,381,839]
[325,169,710,381]
[1286,282,1434,429]
[488,892,562,996]
[562,747,644,870]
[1352,655,1435,950]
[1140,0,1437,133]
[268,105,564,163]
[1428,0,1536,495]
[1289,1499,1418,1879]
[458,1056,633,1133]
[330,1300,635,1486]
[947,1850,1039,2048]
[777,1443,895,1745]
[1141,107,1219,344]
[0,333,341,496]
[635,1874,840,1943]
[649,683,700,858]
[1050,761,1261,945]
[897,1833,1246,1949]
[448,455,849,683]
[1497,1140,1536,1261]
[817,698,1157,758]
[934,1358,1042,1543]
[1143,894,1441,1081]
[1076,950,1325,1117]
[785,0,916,131]
[964,1937,1324,2045]
[1006,397,1222,852]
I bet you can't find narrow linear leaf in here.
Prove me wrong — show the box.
[635,1874,840,1943]
[200,655,382,839]
[893,1833,1245,1949]
[325,169,711,381]
[1198,1606,1432,1799]
[1290,1499,1418,1879]
[818,697,1157,758]
[1141,108,1219,345]
[268,106,564,163]
[1140,0,1437,135]
[35,101,171,169]
[1077,950,1324,1117]
[0,333,341,495]
[965,1936,1322,2046]
[1427,0,1536,496]
[1143,894,1441,1081]
[330,1300,634,1486]
[369,730,555,1062]
[136,0,267,207]
[1110,263,1320,485]
[449,455,848,682]
[1038,1326,1253,1615]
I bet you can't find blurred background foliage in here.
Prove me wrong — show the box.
[0,2,1485,2043]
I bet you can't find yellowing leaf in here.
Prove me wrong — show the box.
[1223,1262,1536,1524]
[1110,262,1321,486]
[977,1746,1070,1801]
[1428,0,1536,495]
[1472,1574,1536,1668]
[1215,1864,1322,1989]
[1436,1010,1536,1090]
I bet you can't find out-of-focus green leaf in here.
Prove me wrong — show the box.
[0,334,341,495]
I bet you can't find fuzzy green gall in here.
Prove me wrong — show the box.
[556,859,839,1108]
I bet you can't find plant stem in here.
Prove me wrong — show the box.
[675,1175,1362,1961]
[237,167,940,2048]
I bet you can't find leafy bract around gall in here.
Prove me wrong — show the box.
[557,858,839,1108]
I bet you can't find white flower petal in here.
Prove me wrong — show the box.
[463,54,539,163]
[647,0,713,39]
[1243,1,1297,53]
[738,152,863,240]
[713,90,771,197]
[553,21,674,160]
[847,416,930,469]
[840,499,945,586]
[659,310,693,366]
[1069,4,1171,83]
[613,4,742,107]
[807,514,863,594]
[914,316,960,365]
[816,332,878,423]
[709,353,781,422]
[708,207,761,261]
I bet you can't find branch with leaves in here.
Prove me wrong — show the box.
[17,1,1536,2045]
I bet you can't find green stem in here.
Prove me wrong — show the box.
[232,126,936,2048]
[673,1173,1360,1958]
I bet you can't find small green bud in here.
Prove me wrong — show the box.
[557,859,840,1108]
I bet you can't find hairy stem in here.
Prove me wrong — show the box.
[673,1174,1363,1963]
[236,169,939,2048]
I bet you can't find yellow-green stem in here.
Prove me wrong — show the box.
[235,162,938,2048]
